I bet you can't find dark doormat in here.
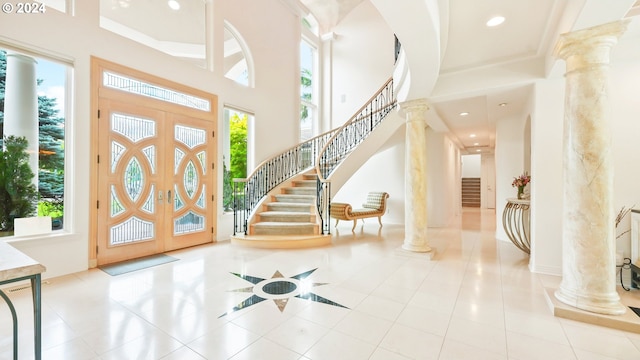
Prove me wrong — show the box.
[629,306,640,318]
[99,254,178,276]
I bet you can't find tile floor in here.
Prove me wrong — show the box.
[2,208,640,359]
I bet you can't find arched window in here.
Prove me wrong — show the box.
[223,22,254,87]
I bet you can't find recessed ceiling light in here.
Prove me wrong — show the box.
[499,102,508,107]
[459,112,469,116]
[474,142,479,146]
[168,0,180,10]
[486,16,505,27]
[470,134,476,138]
[476,149,482,152]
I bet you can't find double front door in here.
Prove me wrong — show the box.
[96,99,215,265]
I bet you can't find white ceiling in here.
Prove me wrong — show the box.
[305,0,640,154]
[100,0,640,155]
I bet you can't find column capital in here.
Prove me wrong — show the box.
[399,98,429,112]
[554,20,630,70]
[399,98,429,122]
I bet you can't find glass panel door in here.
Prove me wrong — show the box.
[97,99,166,265]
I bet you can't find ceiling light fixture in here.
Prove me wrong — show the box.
[486,16,505,27]
[499,102,508,107]
[460,111,469,116]
[470,134,476,138]
[474,142,479,146]
[476,149,481,152]
[168,0,180,10]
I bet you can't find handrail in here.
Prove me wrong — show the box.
[314,77,396,234]
[232,128,339,235]
[232,77,396,236]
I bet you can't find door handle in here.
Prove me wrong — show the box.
[167,190,172,204]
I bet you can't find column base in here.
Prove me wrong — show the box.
[402,241,432,253]
[554,287,626,316]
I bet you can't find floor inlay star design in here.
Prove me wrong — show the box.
[219,268,348,317]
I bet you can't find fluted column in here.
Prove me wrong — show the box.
[554,20,629,315]
[4,52,39,185]
[400,99,431,253]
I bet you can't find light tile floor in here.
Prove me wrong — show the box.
[2,208,640,359]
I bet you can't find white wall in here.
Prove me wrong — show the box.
[427,129,460,227]
[461,154,481,177]
[330,1,395,127]
[494,114,526,243]
[610,60,640,261]
[0,0,302,278]
[529,78,564,275]
[333,129,406,225]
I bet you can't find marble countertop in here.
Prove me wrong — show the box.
[0,241,46,283]
[506,198,530,205]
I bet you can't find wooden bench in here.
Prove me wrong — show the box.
[330,192,389,231]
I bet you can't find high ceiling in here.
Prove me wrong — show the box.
[304,0,640,154]
[100,0,640,155]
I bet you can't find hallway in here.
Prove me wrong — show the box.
[2,208,640,359]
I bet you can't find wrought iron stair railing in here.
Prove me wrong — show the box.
[315,78,397,235]
[233,130,338,235]
[233,77,396,236]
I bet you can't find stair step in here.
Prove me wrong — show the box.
[267,202,313,212]
[293,179,317,188]
[252,222,317,235]
[284,187,316,195]
[258,211,313,223]
[274,194,316,204]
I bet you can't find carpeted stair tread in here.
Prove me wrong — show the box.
[284,187,316,195]
[259,211,313,222]
[274,194,316,203]
[252,222,317,235]
[293,180,317,187]
[267,202,313,212]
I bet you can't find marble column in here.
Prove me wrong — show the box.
[4,52,39,185]
[554,20,629,315]
[400,99,431,253]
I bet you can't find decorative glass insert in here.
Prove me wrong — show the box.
[142,184,155,214]
[175,148,185,174]
[110,216,154,245]
[196,151,206,175]
[174,184,184,211]
[103,72,211,111]
[174,211,205,234]
[142,145,156,174]
[110,185,125,217]
[111,113,156,143]
[175,125,206,149]
[196,185,206,209]
[124,157,144,202]
[111,141,125,173]
[184,160,198,198]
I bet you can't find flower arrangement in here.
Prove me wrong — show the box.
[512,173,531,199]
[511,173,531,188]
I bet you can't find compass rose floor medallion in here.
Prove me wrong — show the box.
[219,268,348,317]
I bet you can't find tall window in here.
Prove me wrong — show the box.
[0,49,67,235]
[222,107,252,212]
[300,39,317,141]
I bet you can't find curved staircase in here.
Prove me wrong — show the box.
[231,173,330,248]
[230,78,397,248]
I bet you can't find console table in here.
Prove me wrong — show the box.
[0,241,46,360]
[502,198,531,254]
